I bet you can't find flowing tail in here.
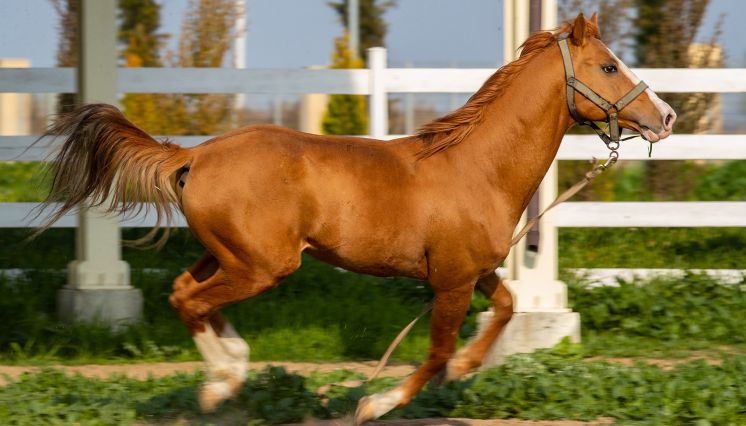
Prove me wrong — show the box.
[36,103,191,247]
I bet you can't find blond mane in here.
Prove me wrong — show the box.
[415,21,600,159]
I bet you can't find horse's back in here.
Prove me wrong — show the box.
[181,126,426,269]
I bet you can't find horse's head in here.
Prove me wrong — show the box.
[562,13,676,142]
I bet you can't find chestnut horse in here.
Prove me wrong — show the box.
[38,13,674,424]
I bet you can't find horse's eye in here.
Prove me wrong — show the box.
[602,64,618,74]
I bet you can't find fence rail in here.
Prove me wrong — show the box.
[3,201,744,229]
[3,134,746,162]
[3,67,746,94]
[1,62,744,267]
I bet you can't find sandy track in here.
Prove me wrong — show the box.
[0,360,416,385]
[287,418,612,425]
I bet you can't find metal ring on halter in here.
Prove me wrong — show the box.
[606,140,620,151]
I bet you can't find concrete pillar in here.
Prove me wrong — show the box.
[477,0,579,367]
[368,47,387,139]
[298,66,329,135]
[0,59,32,136]
[57,0,142,328]
[299,94,329,135]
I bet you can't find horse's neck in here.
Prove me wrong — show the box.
[462,52,572,222]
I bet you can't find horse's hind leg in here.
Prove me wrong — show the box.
[170,252,250,411]
[444,271,513,381]
[170,247,301,412]
[355,283,473,425]
[191,311,249,412]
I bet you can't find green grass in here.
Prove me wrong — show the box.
[0,161,48,202]
[3,349,746,425]
[2,267,745,365]
[559,227,746,269]
[0,256,435,364]
[4,226,745,274]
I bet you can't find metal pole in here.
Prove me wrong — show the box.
[348,0,360,59]
[526,0,543,252]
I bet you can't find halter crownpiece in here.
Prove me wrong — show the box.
[557,33,648,156]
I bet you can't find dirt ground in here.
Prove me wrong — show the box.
[0,360,417,385]
[288,418,613,425]
[0,355,724,386]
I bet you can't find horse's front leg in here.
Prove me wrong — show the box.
[445,271,514,380]
[355,282,474,425]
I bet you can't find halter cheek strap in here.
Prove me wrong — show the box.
[557,34,648,149]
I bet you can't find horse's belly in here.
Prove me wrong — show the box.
[304,245,427,280]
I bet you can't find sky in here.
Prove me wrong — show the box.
[0,0,744,130]
[0,0,744,69]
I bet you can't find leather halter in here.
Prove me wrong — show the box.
[557,33,648,150]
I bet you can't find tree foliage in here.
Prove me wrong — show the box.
[323,1,395,135]
[157,0,240,135]
[633,0,722,199]
[118,0,165,67]
[50,0,78,112]
[118,0,168,134]
[559,0,724,201]
[120,0,240,135]
[328,0,396,62]
[322,33,368,135]
[559,0,633,55]
[51,0,240,135]
[633,0,722,133]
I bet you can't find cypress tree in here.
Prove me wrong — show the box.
[322,33,368,136]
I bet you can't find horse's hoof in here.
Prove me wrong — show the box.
[353,396,373,425]
[354,389,404,425]
[198,377,244,413]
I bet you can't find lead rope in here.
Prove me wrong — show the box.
[368,146,621,381]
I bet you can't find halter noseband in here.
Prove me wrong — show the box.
[557,33,648,154]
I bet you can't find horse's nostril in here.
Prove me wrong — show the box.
[664,113,674,128]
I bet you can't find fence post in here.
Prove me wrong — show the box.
[368,47,388,139]
[477,0,579,367]
[57,0,142,328]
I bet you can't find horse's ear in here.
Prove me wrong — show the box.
[590,12,602,38]
[572,13,588,46]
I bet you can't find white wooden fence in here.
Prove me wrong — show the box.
[1,49,745,279]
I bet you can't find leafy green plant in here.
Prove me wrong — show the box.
[568,273,746,344]
[451,349,746,425]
